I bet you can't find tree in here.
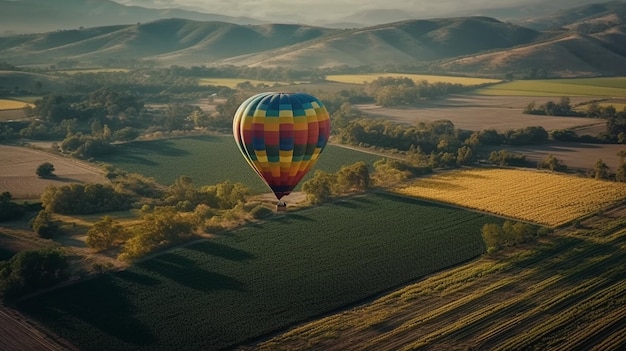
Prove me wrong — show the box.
[481,223,503,252]
[593,159,610,180]
[539,154,566,172]
[30,210,59,238]
[302,170,336,204]
[36,162,55,178]
[0,249,68,301]
[336,161,370,192]
[86,216,127,251]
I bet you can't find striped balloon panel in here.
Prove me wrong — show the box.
[233,92,330,199]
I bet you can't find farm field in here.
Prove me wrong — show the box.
[0,98,32,110]
[0,145,108,200]
[249,205,626,351]
[16,192,501,351]
[355,93,606,133]
[394,168,626,227]
[96,135,384,191]
[326,73,501,85]
[475,77,626,97]
[483,142,626,171]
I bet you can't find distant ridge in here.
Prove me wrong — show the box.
[0,1,626,77]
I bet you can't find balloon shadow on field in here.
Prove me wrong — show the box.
[187,240,255,261]
[138,252,247,292]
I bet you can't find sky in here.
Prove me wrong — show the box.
[115,0,612,24]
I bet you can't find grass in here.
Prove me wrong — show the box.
[475,77,626,97]
[394,168,626,227]
[253,208,626,351]
[17,192,501,351]
[97,135,384,191]
[326,73,501,85]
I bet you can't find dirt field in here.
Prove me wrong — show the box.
[0,109,28,121]
[490,142,626,171]
[355,94,605,132]
[0,145,108,200]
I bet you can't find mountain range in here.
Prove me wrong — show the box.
[0,0,625,77]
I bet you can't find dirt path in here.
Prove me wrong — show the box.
[0,307,75,351]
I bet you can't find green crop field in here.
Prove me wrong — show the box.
[17,192,501,351]
[475,77,626,97]
[98,135,383,190]
[326,73,501,86]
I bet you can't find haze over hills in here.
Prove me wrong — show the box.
[0,1,625,77]
[0,0,266,35]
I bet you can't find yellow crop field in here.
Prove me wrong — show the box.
[0,99,32,110]
[393,168,626,227]
[326,73,501,86]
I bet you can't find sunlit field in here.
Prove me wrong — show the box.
[326,73,501,85]
[475,77,626,97]
[394,168,626,227]
[0,99,32,110]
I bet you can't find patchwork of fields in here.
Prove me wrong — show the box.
[17,193,501,351]
[394,168,626,227]
[251,205,626,351]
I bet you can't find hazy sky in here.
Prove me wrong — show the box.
[116,0,611,23]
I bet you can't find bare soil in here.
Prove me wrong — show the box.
[0,308,76,351]
[355,94,605,132]
[0,145,108,200]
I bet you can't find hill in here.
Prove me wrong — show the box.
[1,2,626,77]
[0,0,265,35]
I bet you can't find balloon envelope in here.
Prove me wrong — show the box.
[233,92,331,200]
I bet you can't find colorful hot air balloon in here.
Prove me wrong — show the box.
[233,92,330,209]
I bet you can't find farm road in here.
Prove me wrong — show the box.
[0,308,74,351]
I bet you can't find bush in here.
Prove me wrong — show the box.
[250,205,274,219]
[36,162,55,178]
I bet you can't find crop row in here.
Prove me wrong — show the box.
[394,168,626,227]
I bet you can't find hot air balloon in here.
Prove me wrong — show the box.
[233,92,330,210]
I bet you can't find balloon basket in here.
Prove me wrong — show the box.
[276,201,287,212]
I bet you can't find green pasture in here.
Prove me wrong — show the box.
[475,77,626,97]
[98,135,383,191]
[326,73,501,86]
[18,192,499,351]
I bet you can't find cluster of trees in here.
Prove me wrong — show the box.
[0,249,68,302]
[481,221,551,253]
[364,77,476,106]
[525,98,626,144]
[302,162,371,204]
[41,183,132,215]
